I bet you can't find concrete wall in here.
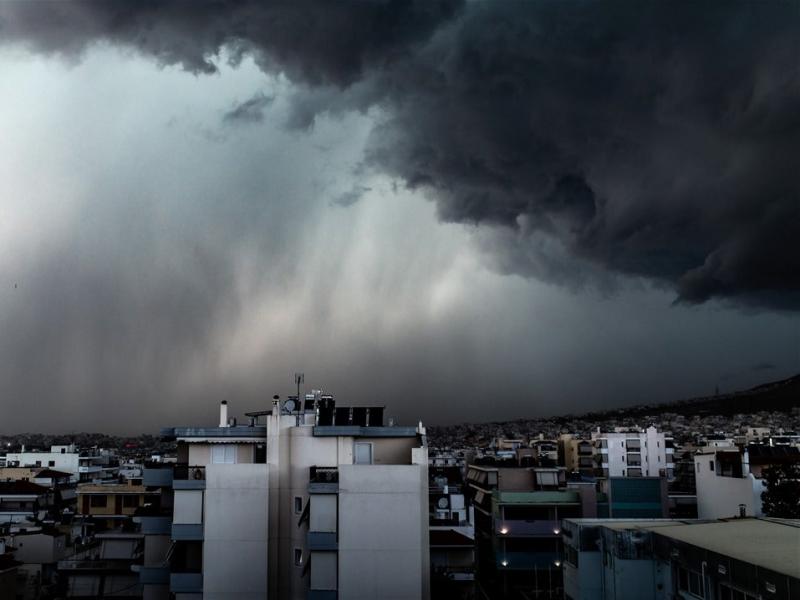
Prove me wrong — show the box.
[309,495,336,533]
[564,551,602,600]
[174,490,203,524]
[338,464,428,600]
[203,463,269,600]
[7,532,66,563]
[360,437,416,465]
[188,445,211,466]
[695,453,764,519]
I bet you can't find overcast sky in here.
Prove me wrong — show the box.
[0,2,797,434]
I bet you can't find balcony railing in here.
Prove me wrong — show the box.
[173,465,205,489]
[173,465,205,481]
[309,466,339,494]
[309,466,339,484]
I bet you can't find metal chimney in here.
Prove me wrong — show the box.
[219,400,229,428]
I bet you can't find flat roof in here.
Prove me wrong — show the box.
[652,518,800,578]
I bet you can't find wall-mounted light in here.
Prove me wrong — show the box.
[553,528,561,535]
[500,527,509,535]
[501,560,508,567]
[554,560,562,567]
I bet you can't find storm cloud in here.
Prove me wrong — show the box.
[0,2,797,433]
[2,0,798,308]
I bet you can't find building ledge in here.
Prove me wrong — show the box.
[171,523,203,540]
[161,426,266,440]
[308,531,337,551]
[312,426,418,438]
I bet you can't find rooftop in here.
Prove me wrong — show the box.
[77,483,149,494]
[0,481,49,495]
[652,518,800,578]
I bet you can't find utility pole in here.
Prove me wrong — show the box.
[294,372,304,425]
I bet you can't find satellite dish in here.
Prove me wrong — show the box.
[437,497,449,509]
[282,399,296,414]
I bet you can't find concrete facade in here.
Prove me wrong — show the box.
[203,464,269,600]
[338,465,429,600]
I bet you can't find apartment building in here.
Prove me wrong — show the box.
[139,395,430,600]
[591,426,674,480]
[558,435,594,478]
[0,481,53,524]
[562,518,800,600]
[1,445,119,483]
[466,464,594,599]
[695,445,800,519]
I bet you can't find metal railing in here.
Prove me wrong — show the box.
[309,466,338,484]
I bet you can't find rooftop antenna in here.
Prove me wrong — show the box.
[294,372,304,425]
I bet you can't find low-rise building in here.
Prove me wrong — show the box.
[695,445,800,519]
[562,518,800,600]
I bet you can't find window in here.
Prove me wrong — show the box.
[123,495,140,508]
[90,495,107,508]
[719,584,758,600]
[35,461,41,467]
[709,460,715,472]
[211,444,236,464]
[294,496,303,514]
[678,566,705,598]
[48,460,56,467]
[294,548,303,566]
[354,442,373,465]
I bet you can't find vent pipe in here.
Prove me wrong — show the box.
[219,400,229,428]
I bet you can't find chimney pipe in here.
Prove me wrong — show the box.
[219,400,229,428]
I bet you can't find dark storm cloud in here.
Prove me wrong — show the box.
[333,185,372,208]
[1,0,799,310]
[223,92,274,124]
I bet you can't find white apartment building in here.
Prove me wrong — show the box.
[1,446,80,481]
[1,444,116,483]
[142,396,430,600]
[591,426,674,479]
[694,445,799,519]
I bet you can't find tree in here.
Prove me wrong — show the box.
[761,463,800,518]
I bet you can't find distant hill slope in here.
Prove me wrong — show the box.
[580,373,800,420]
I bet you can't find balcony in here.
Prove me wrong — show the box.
[143,466,173,487]
[308,532,338,551]
[170,572,202,593]
[309,466,339,494]
[173,465,205,490]
[133,514,171,535]
[496,520,563,537]
[133,565,170,585]
[58,559,138,574]
[496,552,560,570]
[171,523,204,540]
